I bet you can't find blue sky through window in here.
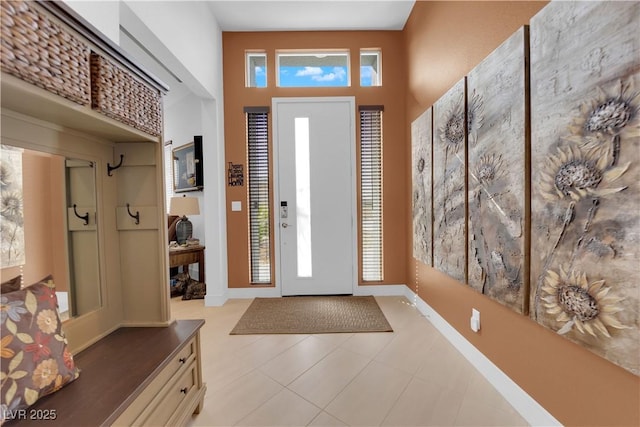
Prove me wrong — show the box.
[254,66,266,87]
[279,66,349,87]
[361,66,374,86]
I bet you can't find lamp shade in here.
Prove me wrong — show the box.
[169,196,200,217]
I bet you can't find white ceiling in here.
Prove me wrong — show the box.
[208,1,415,31]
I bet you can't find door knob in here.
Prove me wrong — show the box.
[282,223,289,228]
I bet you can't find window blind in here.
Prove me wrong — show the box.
[359,106,384,281]
[246,107,271,283]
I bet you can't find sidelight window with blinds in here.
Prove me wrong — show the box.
[245,107,271,284]
[359,106,384,281]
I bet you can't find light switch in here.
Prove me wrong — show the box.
[231,201,242,211]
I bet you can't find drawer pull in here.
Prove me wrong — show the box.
[179,357,187,364]
[180,387,188,394]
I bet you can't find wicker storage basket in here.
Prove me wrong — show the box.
[0,0,91,105]
[90,53,162,137]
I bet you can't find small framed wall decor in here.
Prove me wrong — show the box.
[228,162,244,186]
[173,136,204,192]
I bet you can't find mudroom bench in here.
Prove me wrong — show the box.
[8,319,206,426]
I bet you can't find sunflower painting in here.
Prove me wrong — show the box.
[1,145,25,268]
[412,108,433,266]
[466,27,529,314]
[433,78,466,282]
[530,1,639,375]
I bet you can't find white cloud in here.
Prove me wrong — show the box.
[311,67,346,82]
[296,67,323,76]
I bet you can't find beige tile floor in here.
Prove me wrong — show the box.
[171,296,529,427]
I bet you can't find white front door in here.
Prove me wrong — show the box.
[273,97,356,296]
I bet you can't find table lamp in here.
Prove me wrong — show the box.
[169,195,200,244]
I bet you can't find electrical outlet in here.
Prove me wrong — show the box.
[470,308,480,332]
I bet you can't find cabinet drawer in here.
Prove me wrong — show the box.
[145,365,197,426]
[170,251,199,267]
[113,338,196,425]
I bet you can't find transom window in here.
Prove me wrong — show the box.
[276,50,350,87]
[360,49,382,87]
[246,52,267,88]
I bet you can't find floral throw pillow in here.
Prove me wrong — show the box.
[0,276,79,420]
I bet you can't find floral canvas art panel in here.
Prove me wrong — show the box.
[530,1,639,375]
[466,27,529,314]
[1,145,25,268]
[412,108,433,266]
[433,78,467,282]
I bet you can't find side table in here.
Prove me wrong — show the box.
[169,245,205,283]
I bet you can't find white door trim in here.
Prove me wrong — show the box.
[272,96,357,296]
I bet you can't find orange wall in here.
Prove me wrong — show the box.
[405,2,639,426]
[223,31,407,288]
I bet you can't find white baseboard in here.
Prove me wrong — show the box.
[227,286,281,299]
[209,283,407,304]
[402,286,562,427]
[205,292,228,306]
[354,283,408,296]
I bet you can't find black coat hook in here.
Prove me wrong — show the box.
[73,204,89,225]
[126,203,140,225]
[107,154,124,176]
